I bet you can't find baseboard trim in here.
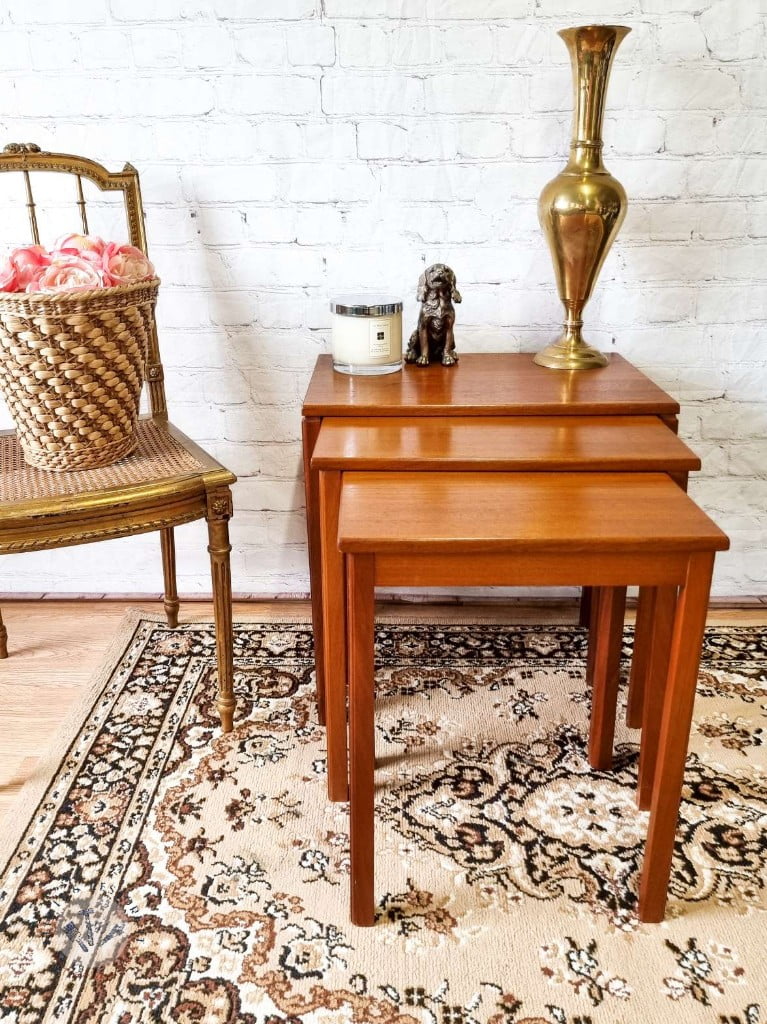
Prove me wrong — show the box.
[0,592,765,608]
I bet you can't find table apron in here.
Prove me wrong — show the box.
[373,550,691,588]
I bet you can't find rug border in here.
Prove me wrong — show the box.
[0,608,144,877]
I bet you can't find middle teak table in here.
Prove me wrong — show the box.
[309,413,700,801]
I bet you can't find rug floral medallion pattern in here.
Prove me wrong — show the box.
[0,619,765,1024]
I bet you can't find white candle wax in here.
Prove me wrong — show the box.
[330,297,403,376]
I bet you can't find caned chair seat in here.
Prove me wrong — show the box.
[0,417,234,558]
[0,419,205,506]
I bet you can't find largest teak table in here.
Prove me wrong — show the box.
[302,353,688,797]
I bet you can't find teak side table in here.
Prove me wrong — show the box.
[302,353,684,780]
[312,414,701,802]
[338,471,729,924]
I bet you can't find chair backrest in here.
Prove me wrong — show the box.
[0,143,167,417]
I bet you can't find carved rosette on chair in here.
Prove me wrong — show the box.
[535,25,630,371]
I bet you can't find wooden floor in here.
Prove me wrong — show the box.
[1,598,765,822]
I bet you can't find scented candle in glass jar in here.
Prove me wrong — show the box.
[330,296,403,375]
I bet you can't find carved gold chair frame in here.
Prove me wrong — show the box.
[0,144,237,732]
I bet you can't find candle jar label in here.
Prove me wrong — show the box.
[368,318,391,358]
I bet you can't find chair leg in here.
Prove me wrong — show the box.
[160,527,180,628]
[639,553,714,923]
[637,586,678,810]
[0,608,7,659]
[206,489,235,733]
[588,586,627,771]
[347,552,377,927]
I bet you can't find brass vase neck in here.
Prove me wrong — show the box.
[561,24,630,172]
[562,315,584,348]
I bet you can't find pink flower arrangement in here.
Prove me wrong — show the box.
[0,235,155,294]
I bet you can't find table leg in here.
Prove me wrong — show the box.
[628,469,688,731]
[579,586,593,628]
[585,586,602,687]
[637,586,678,810]
[302,416,326,726]
[347,552,377,927]
[319,470,350,803]
[639,552,714,923]
[588,586,627,771]
[626,586,655,729]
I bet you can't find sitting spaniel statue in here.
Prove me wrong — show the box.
[405,263,461,367]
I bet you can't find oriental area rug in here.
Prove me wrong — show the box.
[1,613,765,1024]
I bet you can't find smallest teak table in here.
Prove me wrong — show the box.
[338,471,729,925]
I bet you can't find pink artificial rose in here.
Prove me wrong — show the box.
[54,233,106,256]
[50,246,103,268]
[9,245,51,289]
[0,256,19,292]
[102,243,154,286]
[29,254,104,293]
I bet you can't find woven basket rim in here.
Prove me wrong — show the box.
[0,276,160,310]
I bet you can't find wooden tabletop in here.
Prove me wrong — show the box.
[338,472,730,555]
[302,353,679,418]
[311,415,700,472]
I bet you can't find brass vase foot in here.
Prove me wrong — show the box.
[533,339,608,371]
[534,320,608,370]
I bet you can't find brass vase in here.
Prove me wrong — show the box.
[535,24,630,370]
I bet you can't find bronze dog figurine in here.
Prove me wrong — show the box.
[405,263,461,367]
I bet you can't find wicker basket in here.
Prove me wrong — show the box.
[0,278,159,471]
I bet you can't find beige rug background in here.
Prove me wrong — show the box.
[0,611,765,1024]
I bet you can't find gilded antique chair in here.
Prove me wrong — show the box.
[0,143,237,732]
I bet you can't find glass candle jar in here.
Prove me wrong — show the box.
[330,296,403,376]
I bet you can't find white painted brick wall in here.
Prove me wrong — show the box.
[0,1,765,598]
